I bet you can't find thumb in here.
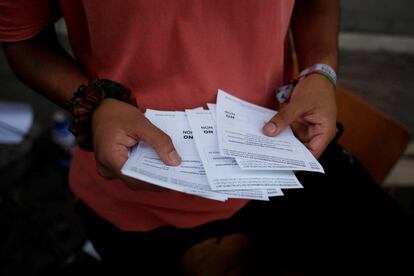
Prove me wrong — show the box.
[263,104,299,137]
[139,119,182,166]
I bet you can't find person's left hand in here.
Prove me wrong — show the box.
[262,74,337,158]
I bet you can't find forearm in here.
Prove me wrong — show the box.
[2,26,89,110]
[291,0,339,71]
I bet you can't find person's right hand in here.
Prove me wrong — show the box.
[91,98,182,191]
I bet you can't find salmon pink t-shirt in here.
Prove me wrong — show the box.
[0,0,295,231]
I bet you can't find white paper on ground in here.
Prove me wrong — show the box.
[186,109,300,193]
[214,90,324,173]
[0,102,33,144]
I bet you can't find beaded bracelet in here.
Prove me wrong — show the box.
[276,64,337,104]
[68,79,137,151]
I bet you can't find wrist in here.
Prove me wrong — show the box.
[276,63,337,104]
[298,52,338,72]
[68,79,137,151]
[299,64,336,88]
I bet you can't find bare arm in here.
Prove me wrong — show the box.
[291,0,339,71]
[2,25,181,190]
[2,26,89,109]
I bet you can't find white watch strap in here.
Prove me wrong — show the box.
[276,63,337,104]
[299,63,337,86]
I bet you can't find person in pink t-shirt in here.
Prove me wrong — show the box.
[2,0,413,274]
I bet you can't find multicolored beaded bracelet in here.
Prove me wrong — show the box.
[68,79,137,151]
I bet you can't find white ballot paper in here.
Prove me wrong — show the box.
[123,143,227,201]
[121,110,271,201]
[186,109,300,192]
[208,103,322,172]
[215,90,324,173]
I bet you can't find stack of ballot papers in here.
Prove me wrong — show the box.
[121,90,324,201]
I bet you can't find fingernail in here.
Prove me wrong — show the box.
[263,122,277,135]
[168,150,182,165]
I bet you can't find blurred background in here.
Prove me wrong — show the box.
[1,0,413,274]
